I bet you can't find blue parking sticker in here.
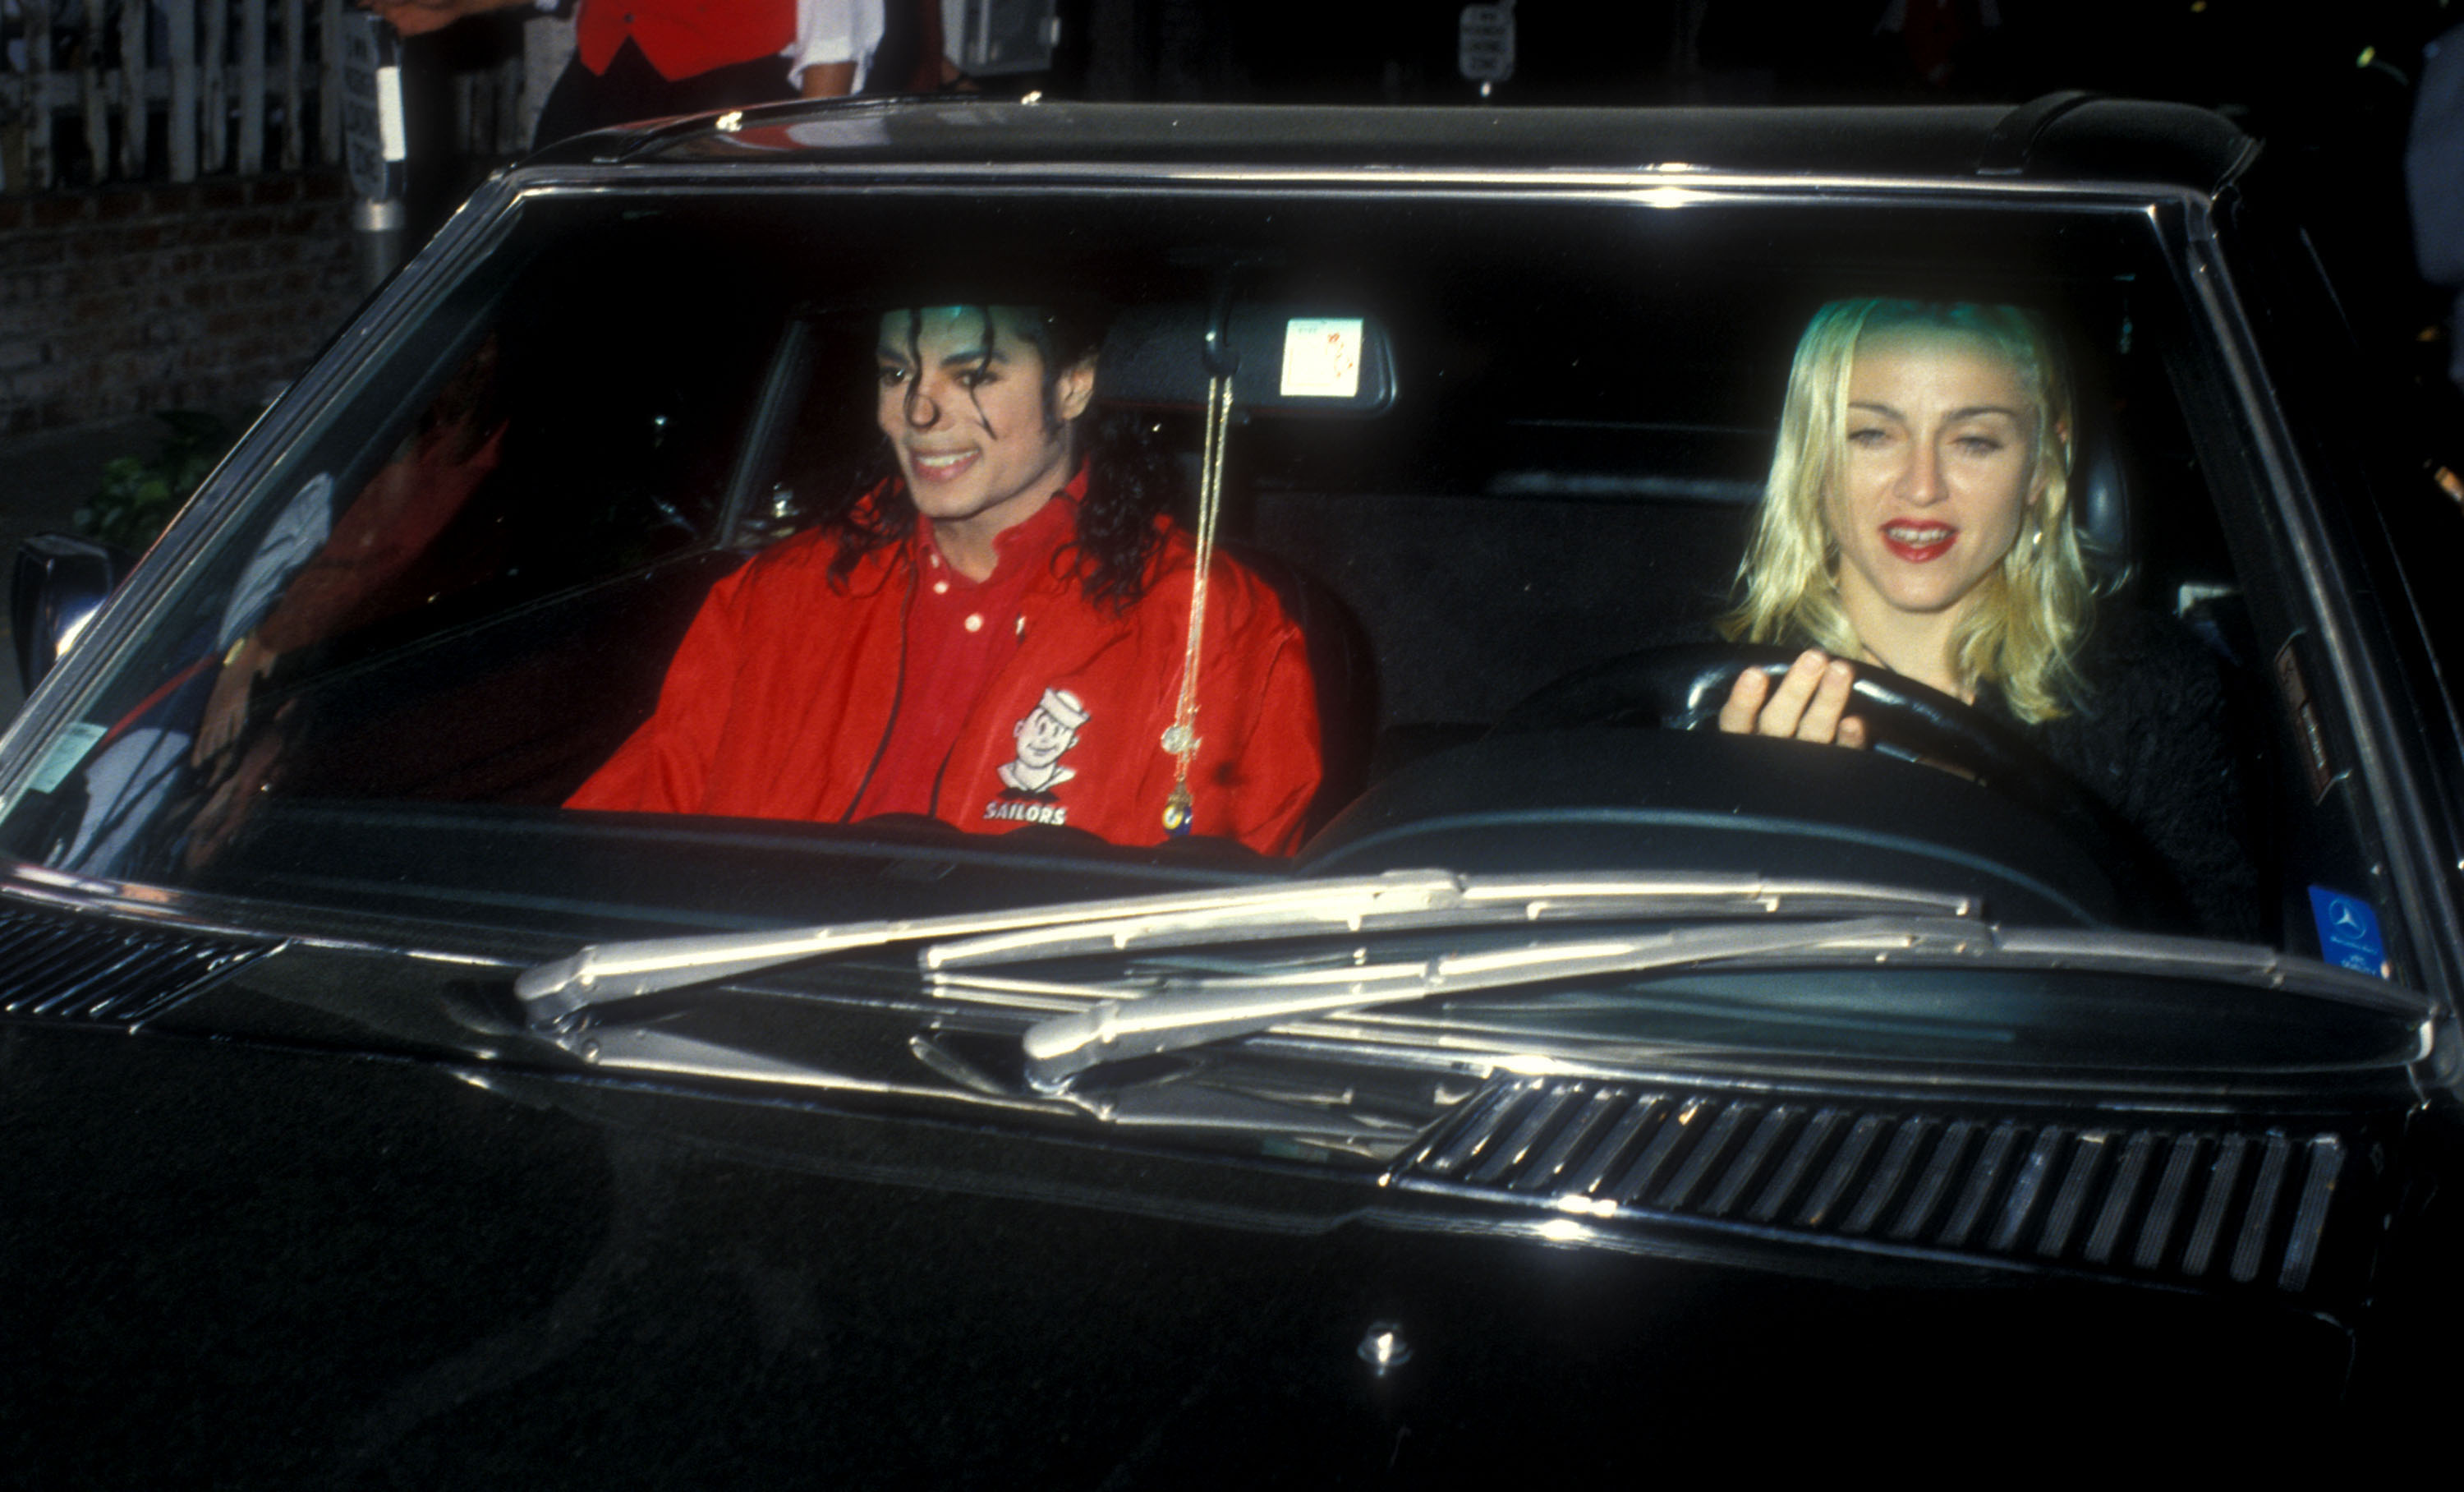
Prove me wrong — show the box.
[2308,886,2388,978]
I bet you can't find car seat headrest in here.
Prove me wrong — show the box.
[2066,390,2135,593]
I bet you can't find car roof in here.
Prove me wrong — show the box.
[525,93,2258,196]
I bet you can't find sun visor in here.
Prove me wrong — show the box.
[1097,306,1397,417]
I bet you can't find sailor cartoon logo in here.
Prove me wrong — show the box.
[986,687,1087,826]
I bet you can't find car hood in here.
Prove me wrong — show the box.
[1,1007,2401,1483]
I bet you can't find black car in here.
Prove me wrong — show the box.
[5,95,2462,1480]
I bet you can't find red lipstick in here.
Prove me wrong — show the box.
[1881,522,1957,563]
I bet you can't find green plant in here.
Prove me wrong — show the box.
[79,410,235,553]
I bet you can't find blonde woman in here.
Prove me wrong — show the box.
[1719,298,2253,935]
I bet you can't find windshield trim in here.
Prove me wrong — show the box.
[503,160,2213,215]
[2181,204,2464,1006]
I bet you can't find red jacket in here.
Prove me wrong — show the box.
[577,0,794,83]
[568,520,1324,855]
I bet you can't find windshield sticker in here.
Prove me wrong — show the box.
[26,722,108,794]
[1280,318,1363,399]
[2307,886,2388,978]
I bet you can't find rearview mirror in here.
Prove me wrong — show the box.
[1098,305,1398,417]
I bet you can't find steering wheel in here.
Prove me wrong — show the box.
[1495,642,2186,920]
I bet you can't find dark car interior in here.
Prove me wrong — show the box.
[10,186,2405,962]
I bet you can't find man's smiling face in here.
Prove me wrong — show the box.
[876,306,1093,552]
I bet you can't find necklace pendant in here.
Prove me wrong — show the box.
[1162,782,1193,836]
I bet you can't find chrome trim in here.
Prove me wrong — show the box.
[2278,1135,2345,1291]
[0,898,276,1025]
[490,156,2211,205]
[1387,1076,2358,1294]
[2172,202,2464,1007]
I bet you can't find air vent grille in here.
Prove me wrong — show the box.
[0,903,273,1025]
[1399,1079,2351,1293]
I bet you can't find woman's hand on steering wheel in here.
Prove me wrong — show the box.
[1494,642,2189,926]
[1717,648,1870,749]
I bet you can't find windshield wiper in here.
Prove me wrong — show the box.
[1008,919,2430,1091]
[506,880,2427,1120]
[513,869,1974,1025]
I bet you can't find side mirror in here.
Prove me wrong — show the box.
[13,533,134,695]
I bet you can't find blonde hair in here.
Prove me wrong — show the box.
[1720,299,2094,723]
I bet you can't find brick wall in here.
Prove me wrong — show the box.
[0,174,365,436]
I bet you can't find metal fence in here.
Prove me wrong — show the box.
[1,0,535,195]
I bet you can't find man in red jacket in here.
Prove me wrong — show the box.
[567,302,1326,856]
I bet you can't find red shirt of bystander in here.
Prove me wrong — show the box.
[575,0,795,85]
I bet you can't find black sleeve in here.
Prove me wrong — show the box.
[2028,608,2259,940]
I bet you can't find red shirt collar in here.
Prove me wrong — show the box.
[915,463,1088,589]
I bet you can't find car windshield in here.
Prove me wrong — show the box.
[0,172,2417,1057]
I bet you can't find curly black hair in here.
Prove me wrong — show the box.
[818,305,1179,615]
